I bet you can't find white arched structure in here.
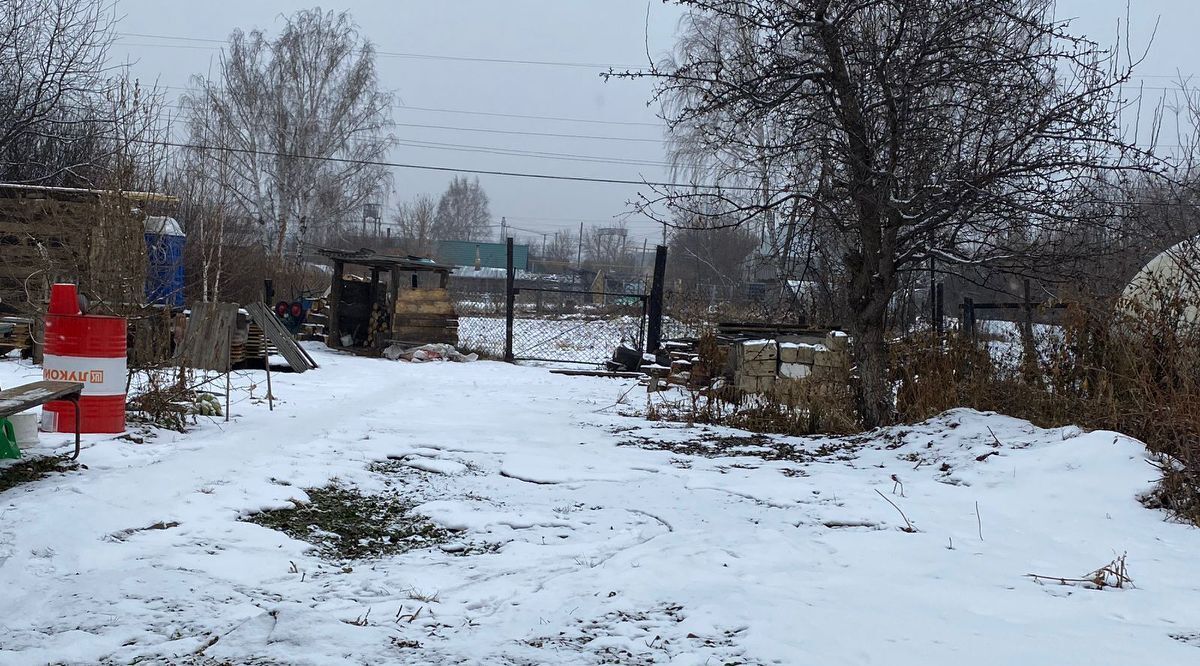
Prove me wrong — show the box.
[1121,237,1200,326]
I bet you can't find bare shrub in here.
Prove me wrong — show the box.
[897,265,1200,523]
[650,331,857,437]
[125,366,222,432]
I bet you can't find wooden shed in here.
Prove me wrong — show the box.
[318,248,458,351]
[0,183,177,315]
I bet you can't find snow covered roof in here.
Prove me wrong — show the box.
[0,182,178,203]
[144,216,184,237]
[318,247,453,272]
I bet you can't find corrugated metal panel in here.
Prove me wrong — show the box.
[437,240,528,270]
[245,302,318,373]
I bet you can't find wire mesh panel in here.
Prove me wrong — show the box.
[454,284,508,359]
[510,287,647,366]
[661,291,705,341]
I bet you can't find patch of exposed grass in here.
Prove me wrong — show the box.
[116,657,287,666]
[0,455,79,494]
[619,432,860,464]
[366,458,418,477]
[243,483,450,560]
[522,602,764,665]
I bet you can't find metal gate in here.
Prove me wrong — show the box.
[504,285,648,366]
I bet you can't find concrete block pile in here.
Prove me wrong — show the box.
[732,331,850,397]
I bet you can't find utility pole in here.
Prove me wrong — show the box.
[499,216,507,242]
[576,221,584,268]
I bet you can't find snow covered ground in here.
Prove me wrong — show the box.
[1,346,1199,665]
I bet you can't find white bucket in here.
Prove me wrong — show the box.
[10,411,39,446]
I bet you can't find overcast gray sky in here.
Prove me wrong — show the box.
[111,0,1199,247]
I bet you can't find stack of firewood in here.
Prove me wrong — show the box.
[0,317,31,355]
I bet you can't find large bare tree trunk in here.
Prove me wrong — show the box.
[851,313,891,429]
[847,249,897,428]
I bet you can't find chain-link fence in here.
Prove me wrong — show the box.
[452,270,650,366]
[453,280,508,359]
[508,287,647,365]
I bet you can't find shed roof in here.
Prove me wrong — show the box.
[0,182,178,204]
[317,247,454,272]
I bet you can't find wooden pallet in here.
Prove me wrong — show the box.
[243,322,268,360]
[392,288,459,346]
[0,317,32,354]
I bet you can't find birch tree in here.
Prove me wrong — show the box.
[433,176,492,242]
[182,8,393,258]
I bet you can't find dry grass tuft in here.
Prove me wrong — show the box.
[1027,552,1133,590]
[897,283,1200,525]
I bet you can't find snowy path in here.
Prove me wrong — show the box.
[1,347,1199,665]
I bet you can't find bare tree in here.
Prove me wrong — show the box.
[0,0,167,187]
[622,0,1157,426]
[393,193,437,255]
[181,8,393,259]
[432,175,492,241]
[583,220,635,271]
[669,215,758,289]
[540,230,578,272]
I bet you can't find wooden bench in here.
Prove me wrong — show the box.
[0,381,85,460]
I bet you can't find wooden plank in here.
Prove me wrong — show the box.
[175,302,238,372]
[246,302,318,373]
[0,381,84,418]
[392,324,459,335]
[395,302,456,316]
[549,369,643,378]
[395,288,452,303]
[393,314,459,326]
[390,329,458,344]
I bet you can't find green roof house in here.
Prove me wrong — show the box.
[437,240,529,271]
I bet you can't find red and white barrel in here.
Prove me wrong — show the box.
[42,312,128,434]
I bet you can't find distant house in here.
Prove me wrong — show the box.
[437,239,529,271]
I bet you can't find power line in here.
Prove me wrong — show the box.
[154,107,1200,170]
[506,215,634,223]
[391,104,660,128]
[115,32,643,70]
[119,102,671,168]
[116,33,1200,82]
[153,111,670,168]
[391,138,670,168]
[158,88,662,128]
[389,121,663,144]
[138,137,763,191]
[1126,74,1200,80]
[155,84,663,129]
[151,100,1200,153]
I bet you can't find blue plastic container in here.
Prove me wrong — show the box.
[144,216,186,307]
